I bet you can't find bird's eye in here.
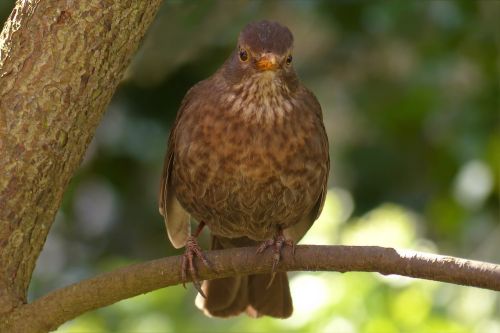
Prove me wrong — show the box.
[239,49,248,62]
[286,54,293,65]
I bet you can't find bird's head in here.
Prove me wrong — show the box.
[224,20,297,88]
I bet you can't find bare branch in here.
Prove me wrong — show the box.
[3,245,499,332]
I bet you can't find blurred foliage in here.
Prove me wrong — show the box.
[2,0,499,332]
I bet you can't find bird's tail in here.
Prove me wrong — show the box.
[195,235,293,318]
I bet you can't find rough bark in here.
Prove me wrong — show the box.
[0,0,162,316]
[2,245,499,332]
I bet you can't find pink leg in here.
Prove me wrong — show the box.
[256,227,295,272]
[181,221,211,298]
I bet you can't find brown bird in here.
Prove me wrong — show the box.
[159,20,329,318]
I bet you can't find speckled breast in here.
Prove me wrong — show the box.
[172,86,327,241]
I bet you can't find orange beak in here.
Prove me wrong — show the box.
[256,54,279,71]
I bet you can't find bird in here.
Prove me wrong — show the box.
[159,20,329,319]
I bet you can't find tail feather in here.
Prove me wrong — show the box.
[248,273,292,318]
[195,235,293,318]
[196,275,249,317]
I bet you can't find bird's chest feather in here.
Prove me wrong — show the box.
[176,82,316,189]
[172,80,324,239]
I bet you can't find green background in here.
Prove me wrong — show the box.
[2,1,499,332]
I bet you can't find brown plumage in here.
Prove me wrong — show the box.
[159,20,329,318]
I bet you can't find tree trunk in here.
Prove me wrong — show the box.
[0,0,162,330]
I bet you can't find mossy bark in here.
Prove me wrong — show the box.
[0,1,162,331]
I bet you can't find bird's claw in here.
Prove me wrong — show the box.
[181,236,211,298]
[256,233,295,272]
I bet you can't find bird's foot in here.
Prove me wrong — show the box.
[256,232,295,272]
[181,236,211,298]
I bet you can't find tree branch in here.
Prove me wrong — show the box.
[3,245,499,332]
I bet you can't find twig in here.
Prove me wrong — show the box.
[2,245,499,332]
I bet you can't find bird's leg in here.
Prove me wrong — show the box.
[181,221,211,298]
[256,226,295,274]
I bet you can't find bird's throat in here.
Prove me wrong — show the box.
[223,74,293,124]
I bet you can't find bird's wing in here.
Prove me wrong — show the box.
[159,144,190,248]
[284,88,330,242]
[159,82,205,249]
